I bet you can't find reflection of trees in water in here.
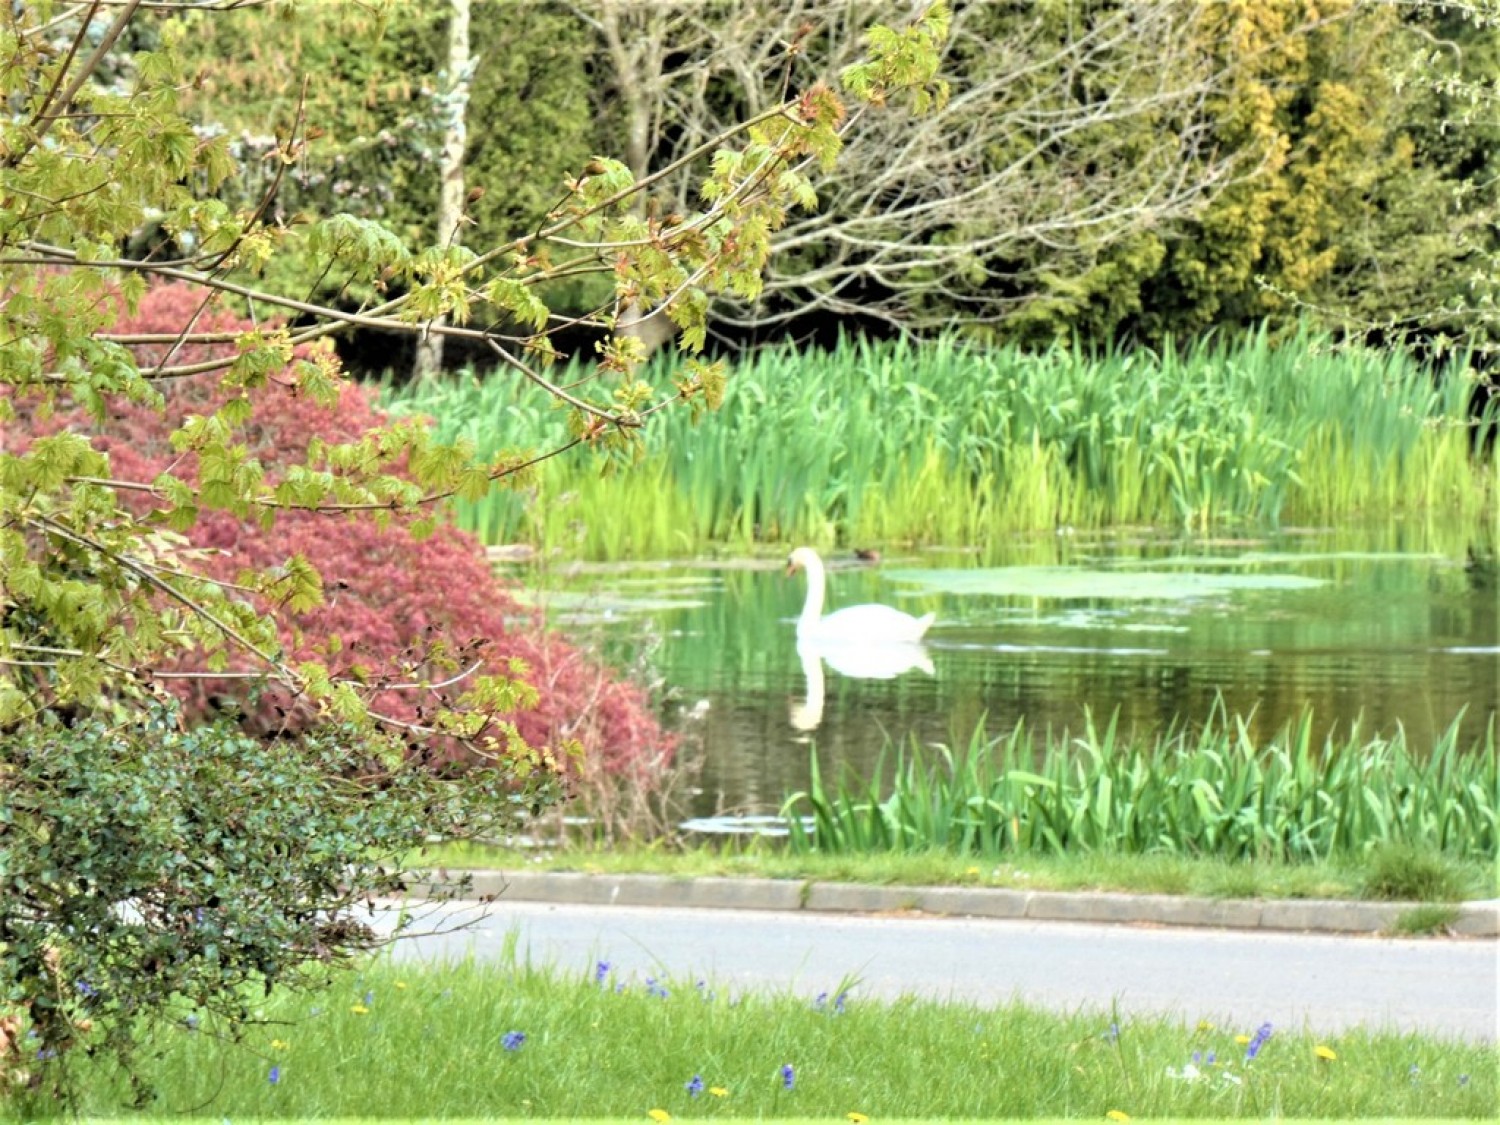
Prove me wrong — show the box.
[579,539,1498,817]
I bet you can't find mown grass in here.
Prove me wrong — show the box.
[417,841,1498,904]
[379,328,1498,557]
[17,961,1495,1120]
[783,711,1498,864]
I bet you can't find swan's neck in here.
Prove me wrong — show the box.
[798,555,826,632]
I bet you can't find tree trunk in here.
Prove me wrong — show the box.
[413,0,471,381]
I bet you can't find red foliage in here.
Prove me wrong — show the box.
[15,283,669,776]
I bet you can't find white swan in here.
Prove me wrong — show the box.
[786,546,935,643]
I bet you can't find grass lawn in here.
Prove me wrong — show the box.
[17,960,1494,1120]
[417,842,1498,904]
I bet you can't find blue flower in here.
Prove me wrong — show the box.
[268,1065,280,1085]
[685,1074,703,1097]
[501,1031,526,1052]
[645,977,670,1000]
[1103,1021,1120,1044]
[834,991,847,1015]
[595,960,612,984]
[363,990,375,1007]
[76,980,97,998]
[1205,1050,1216,1065]
[814,991,828,1011]
[1245,1022,1272,1061]
[780,1063,795,1090]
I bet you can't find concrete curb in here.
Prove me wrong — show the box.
[415,871,1499,938]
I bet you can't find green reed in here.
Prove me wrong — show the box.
[782,708,1498,864]
[379,327,1497,556]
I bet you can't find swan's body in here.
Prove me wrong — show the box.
[786,546,934,644]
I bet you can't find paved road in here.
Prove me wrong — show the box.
[380,899,1499,1042]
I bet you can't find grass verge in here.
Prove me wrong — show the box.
[417,842,1497,904]
[16,961,1495,1120]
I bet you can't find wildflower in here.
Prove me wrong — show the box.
[847,1113,869,1123]
[648,1110,671,1122]
[781,1063,795,1090]
[595,960,612,985]
[1106,1110,1131,1121]
[1205,1050,1216,1065]
[394,981,408,990]
[350,1004,370,1016]
[814,991,828,1011]
[270,1039,289,1051]
[685,1075,703,1098]
[645,977,669,1000]
[76,981,97,999]
[501,1031,526,1052]
[1104,1021,1120,1044]
[1245,1021,1272,1061]
[708,1086,729,1098]
[1234,1034,1251,1045]
[1314,1045,1337,1061]
[363,990,375,1006]
[268,1065,280,1085]
[834,991,848,1014]
[965,866,980,876]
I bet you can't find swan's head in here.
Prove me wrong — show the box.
[785,546,819,577]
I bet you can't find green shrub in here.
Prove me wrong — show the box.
[0,707,551,1105]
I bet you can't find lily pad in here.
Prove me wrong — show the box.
[1111,551,1443,570]
[886,566,1325,600]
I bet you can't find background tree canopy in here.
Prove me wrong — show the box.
[177,0,1499,357]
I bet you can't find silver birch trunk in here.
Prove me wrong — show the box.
[413,0,471,380]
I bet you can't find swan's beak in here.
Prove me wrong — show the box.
[785,559,798,576]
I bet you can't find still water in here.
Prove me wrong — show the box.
[512,526,1499,817]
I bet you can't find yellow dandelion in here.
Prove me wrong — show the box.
[847,1113,870,1123]
[1106,1111,1131,1122]
[708,1087,729,1098]
[1234,1034,1251,1045]
[1197,1020,1214,1032]
[647,1110,671,1123]
[350,1004,370,1015]
[270,1038,290,1050]
[394,981,408,990]
[1314,1045,1337,1061]
[965,866,981,876]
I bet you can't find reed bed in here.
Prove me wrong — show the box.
[380,329,1497,556]
[782,710,1498,864]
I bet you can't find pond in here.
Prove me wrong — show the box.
[507,525,1498,819]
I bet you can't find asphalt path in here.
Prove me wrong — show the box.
[379,899,1500,1042]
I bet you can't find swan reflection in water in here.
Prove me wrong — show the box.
[790,634,934,732]
[784,546,937,732]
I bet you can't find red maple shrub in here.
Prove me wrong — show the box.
[14,282,670,776]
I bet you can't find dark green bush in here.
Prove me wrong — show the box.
[0,707,552,1105]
